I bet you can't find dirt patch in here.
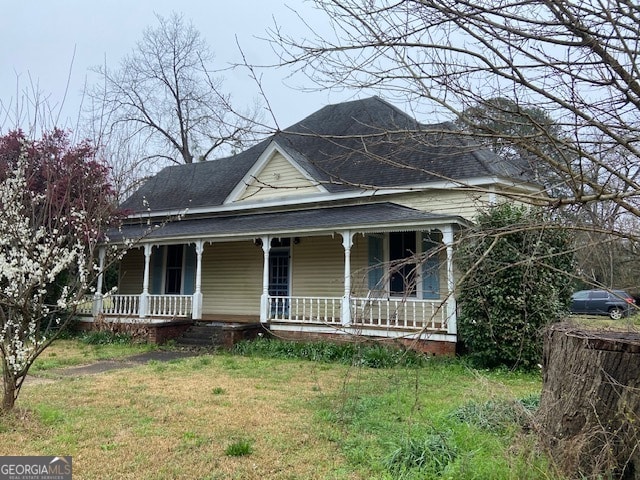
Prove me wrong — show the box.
[27,350,202,382]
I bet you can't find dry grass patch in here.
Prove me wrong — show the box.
[1,354,362,480]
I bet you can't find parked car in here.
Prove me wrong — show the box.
[570,289,636,320]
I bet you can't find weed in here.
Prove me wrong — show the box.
[34,404,66,426]
[384,431,457,478]
[224,439,253,457]
[211,387,225,395]
[450,394,540,434]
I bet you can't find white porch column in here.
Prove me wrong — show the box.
[442,226,457,335]
[260,236,271,322]
[192,240,204,320]
[140,244,152,319]
[93,246,106,317]
[340,230,354,326]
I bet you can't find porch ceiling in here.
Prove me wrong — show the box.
[111,202,466,243]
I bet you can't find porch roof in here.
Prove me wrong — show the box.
[112,202,466,244]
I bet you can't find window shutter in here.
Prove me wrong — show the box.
[422,233,440,299]
[150,246,164,294]
[183,244,196,295]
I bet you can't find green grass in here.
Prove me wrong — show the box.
[2,339,557,479]
[224,439,253,457]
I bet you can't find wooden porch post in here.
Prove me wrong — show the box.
[341,230,354,326]
[140,244,152,319]
[442,226,457,335]
[192,240,204,320]
[260,236,271,322]
[92,246,106,317]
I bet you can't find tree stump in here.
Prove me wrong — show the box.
[537,323,640,479]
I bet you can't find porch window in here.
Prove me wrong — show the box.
[389,232,417,296]
[367,231,442,299]
[165,245,183,294]
[150,244,196,295]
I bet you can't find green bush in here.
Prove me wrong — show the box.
[456,203,574,369]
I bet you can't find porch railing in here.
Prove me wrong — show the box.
[147,294,192,317]
[268,296,341,324]
[351,297,448,331]
[268,295,449,331]
[77,294,192,319]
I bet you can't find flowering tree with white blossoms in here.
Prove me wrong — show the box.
[0,130,118,411]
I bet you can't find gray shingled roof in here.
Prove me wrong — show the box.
[113,203,462,242]
[121,96,532,214]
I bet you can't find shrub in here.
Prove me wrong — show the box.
[456,203,574,369]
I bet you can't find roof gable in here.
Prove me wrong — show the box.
[225,142,327,204]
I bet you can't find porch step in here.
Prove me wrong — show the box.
[175,322,263,349]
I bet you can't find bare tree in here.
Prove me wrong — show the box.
[268,2,640,476]
[270,0,640,225]
[90,12,261,167]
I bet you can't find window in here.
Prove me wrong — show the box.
[389,232,417,296]
[150,244,196,295]
[165,245,183,294]
[368,231,442,299]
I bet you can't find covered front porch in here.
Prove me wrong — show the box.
[85,203,463,347]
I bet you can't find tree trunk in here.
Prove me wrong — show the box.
[537,323,640,479]
[2,369,17,412]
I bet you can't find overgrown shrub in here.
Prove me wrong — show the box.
[456,203,574,369]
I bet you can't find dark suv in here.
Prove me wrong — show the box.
[570,289,636,320]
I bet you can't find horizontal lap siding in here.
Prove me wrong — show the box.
[240,153,320,201]
[201,241,262,316]
[396,190,490,220]
[351,235,370,297]
[291,236,344,298]
[118,248,144,294]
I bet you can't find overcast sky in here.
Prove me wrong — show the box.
[0,1,364,135]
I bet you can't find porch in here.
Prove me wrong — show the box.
[96,204,463,348]
[77,291,455,342]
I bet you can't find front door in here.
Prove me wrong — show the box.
[269,249,290,316]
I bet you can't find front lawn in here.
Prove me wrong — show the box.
[0,340,554,479]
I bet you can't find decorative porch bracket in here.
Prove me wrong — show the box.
[340,230,354,326]
[260,235,271,322]
[192,240,204,320]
